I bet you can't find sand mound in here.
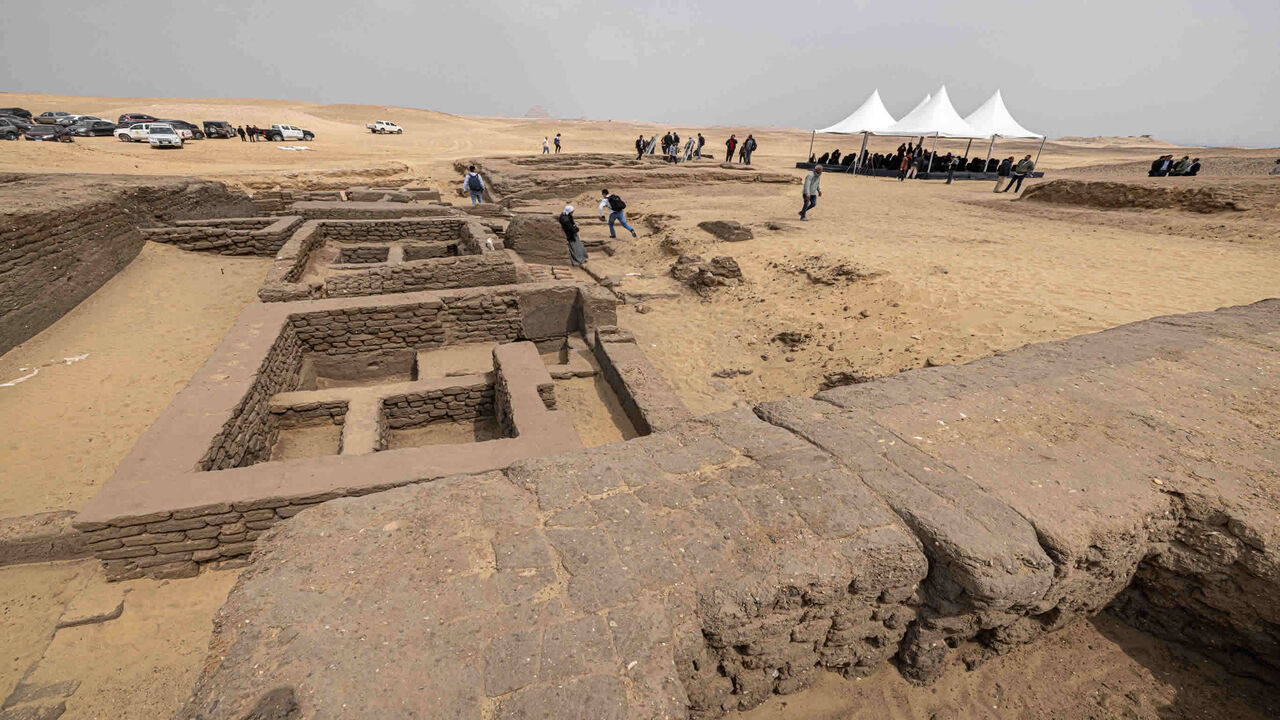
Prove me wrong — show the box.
[1021,180,1244,213]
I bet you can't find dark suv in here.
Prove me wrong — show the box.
[203,121,236,138]
[160,119,205,140]
[0,118,19,140]
[0,107,32,120]
[117,113,158,127]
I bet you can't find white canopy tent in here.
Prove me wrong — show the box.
[962,89,1046,171]
[816,89,897,134]
[809,86,1046,175]
[809,89,898,169]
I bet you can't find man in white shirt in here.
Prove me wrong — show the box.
[800,166,822,220]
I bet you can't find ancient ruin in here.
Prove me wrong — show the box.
[3,148,1278,720]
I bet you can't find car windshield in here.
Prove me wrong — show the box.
[151,125,174,133]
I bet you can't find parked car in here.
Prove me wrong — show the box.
[68,120,117,137]
[0,119,19,140]
[116,123,156,142]
[24,124,73,142]
[117,113,158,127]
[262,124,314,141]
[57,114,103,126]
[159,119,204,140]
[35,111,71,125]
[366,120,403,134]
[0,107,32,120]
[148,124,183,149]
[0,115,34,131]
[203,120,236,138]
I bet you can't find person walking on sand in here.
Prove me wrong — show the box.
[696,133,705,159]
[1001,155,1035,194]
[898,152,912,181]
[635,134,646,160]
[237,126,246,142]
[559,205,588,266]
[462,165,485,205]
[799,166,822,221]
[995,156,1012,192]
[742,135,757,164]
[553,133,562,153]
[725,134,737,162]
[600,189,637,239]
[542,137,550,154]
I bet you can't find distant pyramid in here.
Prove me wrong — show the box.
[523,105,551,119]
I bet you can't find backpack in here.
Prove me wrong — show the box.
[607,194,626,212]
[466,173,483,191]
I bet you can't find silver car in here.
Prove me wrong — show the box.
[148,123,183,149]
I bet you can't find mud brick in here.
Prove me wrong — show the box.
[245,520,277,531]
[172,503,233,521]
[147,517,207,533]
[110,511,172,527]
[241,509,277,522]
[220,542,256,558]
[153,538,220,554]
[98,546,156,560]
[186,526,222,540]
[122,531,186,546]
[137,551,193,568]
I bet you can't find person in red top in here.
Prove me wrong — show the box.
[725,134,737,162]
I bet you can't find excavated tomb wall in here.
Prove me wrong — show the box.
[141,216,303,255]
[0,177,257,354]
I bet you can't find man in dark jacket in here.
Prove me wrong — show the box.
[559,205,587,266]
[635,135,645,160]
[696,133,705,158]
[237,126,246,142]
[725,134,737,162]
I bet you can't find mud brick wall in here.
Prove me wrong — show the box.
[289,202,457,220]
[325,253,520,297]
[76,491,353,581]
[271,400,347,428]
[403,241,457,260]
[288,293,522,354]
[0,175,257,354]
[200,326,305,471]
[143,216,302,256]
[335,246,390,264]
[593,326,693,435]
[315,217,470,244]
[382,379,495,429]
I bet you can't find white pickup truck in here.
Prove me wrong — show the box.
[259,124,314,142]
[366,120,403,134]
[116,123,156,142]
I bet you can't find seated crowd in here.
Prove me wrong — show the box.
[807,140,1007,176]
[1148,154,1201,177]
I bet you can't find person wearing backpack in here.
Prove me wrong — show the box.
[462,165,485,205]
[601,189,637,239]
[558,205,588,266]
[743,135,757,164]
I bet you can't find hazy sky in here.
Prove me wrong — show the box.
[2,0,1276,146]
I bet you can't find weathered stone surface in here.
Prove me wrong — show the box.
[696,220,753,242]
[172,301,1280,716]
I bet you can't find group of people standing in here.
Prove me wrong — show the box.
[724,134,758,164]
[237,125,263,141]
[1148,155,1201,177]
[541,134,562,154]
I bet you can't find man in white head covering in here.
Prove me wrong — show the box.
[558,205,588,266]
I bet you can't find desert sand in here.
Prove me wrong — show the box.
[1,91,1278,718]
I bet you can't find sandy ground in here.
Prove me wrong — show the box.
[732,614,1280,720]
[0,560,239,719]
[1,92,1278,718]
[0,243,271,518]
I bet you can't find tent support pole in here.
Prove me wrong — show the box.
[855,132,868,173]
[984,136,996,172]
[1033,136,1047,168]
[807,131,815,161]
[927,134,938,173]
[963,138,972,162]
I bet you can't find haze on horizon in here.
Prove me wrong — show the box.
[1,0,1276,147]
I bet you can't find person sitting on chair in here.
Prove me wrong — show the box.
[829,149,841,165]
[1169,156,1192,176]
[808,154,816,164]
[1185,158,1202,176]
[817,152,830,165]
